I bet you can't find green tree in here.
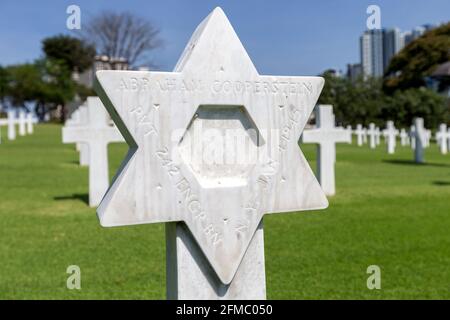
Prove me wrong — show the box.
[5,60,77,121]
[34,59,76,121]
[0,65,8,106]
[384,22,450,93]
[382,88,448,128]
[319,73,386,126]
[42,35,95,73]
[319,73,448,128]
[4,63,42,109]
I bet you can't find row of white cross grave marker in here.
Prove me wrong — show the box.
[0,110,36,142]
[351,119,450,162]
[61,8,449,300]
[63,97,449,205]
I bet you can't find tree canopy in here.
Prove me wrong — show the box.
[42,35,96,73]
[1,35,95,121]
[0,65,8,104]
[384,22,450,93]
[319,72,448,128]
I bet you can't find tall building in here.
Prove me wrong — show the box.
[403,25,434,47]
[383,28,403,71]
[360,30,384,78]
[346,63,362,82]
[359,24,436,78]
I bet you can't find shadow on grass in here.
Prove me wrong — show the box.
[68,160,88,166]
[433,181,450,186]
[54,193,89,205]
[383,159,450,168]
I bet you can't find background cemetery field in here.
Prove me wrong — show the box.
[0,124,449,299]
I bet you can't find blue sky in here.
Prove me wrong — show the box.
[0,0,449,75]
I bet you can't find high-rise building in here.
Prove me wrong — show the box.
[403,25,434,46]
[360,30,384,78]
[353,23,436,80]
[346,63,362,82]
[383,28,404,71]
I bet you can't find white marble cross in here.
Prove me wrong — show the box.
[383,121,399,154]
[412,118,425,163]
[436,124,448,155]
[26,113,34,134]
[65,105,90,166]
[367,123,377,149]
[78,107,91,167]
[400,128,409,146]
[355,124,365,146]
[424,129,431,148]
[410,125,418,150]
[18,111,26,136]
[302,105,347,196]
[7,110,16,140]
[66,108,81,127]
[362,127,368,144]
[63,97,124,207]
[375,127,381,146]
[345,125,352,144]
[94,7,328,299]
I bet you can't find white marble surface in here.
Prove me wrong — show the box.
[94,7,328,292]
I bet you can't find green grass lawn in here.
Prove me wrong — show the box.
[0,124,449,299]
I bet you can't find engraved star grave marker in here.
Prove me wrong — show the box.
[94,7,328,299]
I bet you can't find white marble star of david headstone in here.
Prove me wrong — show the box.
[94,7,328,285]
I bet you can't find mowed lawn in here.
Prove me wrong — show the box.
[0,124,449,299]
